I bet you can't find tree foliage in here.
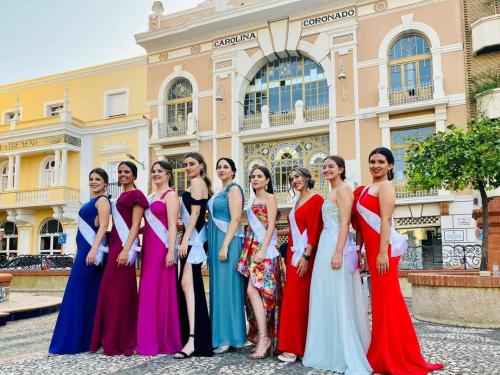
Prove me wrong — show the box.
[405,117,500,193]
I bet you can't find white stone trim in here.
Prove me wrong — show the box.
[43,99,64,118]
[377,14,445,108]
[156,69,199,126]
[103,87,130,119]
[431,43,463,54]
[448,93,466,107]
[2,108,22,125]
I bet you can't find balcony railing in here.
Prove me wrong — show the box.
[246,183,330,205]
[107,182,122,199]
[240,101,329,131]
[0,187,80,208]
[159,121,188,138]
[394,180,438,199]
[151,113,197,141]
[388,82,433,106]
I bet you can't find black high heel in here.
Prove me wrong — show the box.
[174,334,195,359]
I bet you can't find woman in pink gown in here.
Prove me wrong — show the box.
[90,161,148,356]
[136,161,182,355]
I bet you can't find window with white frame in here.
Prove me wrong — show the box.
[391,125,435,181]
[0,220,18,257]
[106,161,121,198]
[164,155,187,196]
[3,111,16,125]
[106,90,128,118]
[47,103,63,117]
[39,218,63,255]
[41,157,56,188]
[0,161,8,191]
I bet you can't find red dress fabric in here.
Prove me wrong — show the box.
[277,194,324,356]
[90,189,149,356]
[353,186,443,375]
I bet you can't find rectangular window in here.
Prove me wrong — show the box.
[47,103,63,117]
[3,111,15,125]
[391,125,435,181]
[105,91,128,118]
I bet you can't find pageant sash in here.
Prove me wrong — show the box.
[145,194,178,261]
[77,215,108,266]
[288,203,308,267]
[111,201,141,265]
[207,189,244,237]
[181,200,207,264]
[246,197,279,259]
[356,185,408,257]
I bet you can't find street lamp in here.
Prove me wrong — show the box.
[126,153,145,169]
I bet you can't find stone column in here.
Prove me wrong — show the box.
[13,155,20,190]
[54,149,61,186]
[6,156,14,191]
[60,148,68,186]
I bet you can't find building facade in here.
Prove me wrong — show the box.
[0,57,149,256]
[136,0,477,267]
[0,0,488,269]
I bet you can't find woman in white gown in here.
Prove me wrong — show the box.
[302,155,372,375]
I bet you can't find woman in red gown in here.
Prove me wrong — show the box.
[277,168,323,362]
[353,147,443,375]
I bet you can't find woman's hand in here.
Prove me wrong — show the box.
[219,245,228,262]
[331,252,342,270]
[296,256,309,277]
[86,249,97,266]
[117,249,129,267]
[178,242,188,259]
[165,251,176,267]
[376,252,389,275]
[254,249,265,263]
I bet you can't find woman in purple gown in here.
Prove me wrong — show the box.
[136,161,182,355]
[90,161,148,356]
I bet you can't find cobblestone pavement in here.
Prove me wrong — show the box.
[0,312,499,375]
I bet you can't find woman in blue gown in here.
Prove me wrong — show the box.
[207,158,246,354]
[49,168,111,354]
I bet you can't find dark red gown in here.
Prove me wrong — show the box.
[277,194,323,357]
[90,189,149,356]
[353,186,443,375]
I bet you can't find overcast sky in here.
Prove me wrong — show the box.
[0,0,204,85]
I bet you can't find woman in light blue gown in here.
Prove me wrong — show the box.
[207,158,246,354]
[302,155,372,375]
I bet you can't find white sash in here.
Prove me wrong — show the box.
[181,200,207,264]
[288,202,308,266]
[77,215,108,266]
[246,197,279,259]
[207,189,244,237]
[111,201,141,265]
[145,193,178,261]
[356,185,408,257]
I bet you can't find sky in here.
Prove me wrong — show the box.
[0,0,205,85]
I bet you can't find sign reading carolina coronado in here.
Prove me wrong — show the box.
[213,32,257,48]
[303,8,356,27]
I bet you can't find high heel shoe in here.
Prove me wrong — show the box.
[249,335,271,359]
[174,334,195,359]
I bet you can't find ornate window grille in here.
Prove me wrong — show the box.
[39,218,63,255]
[162,79,193,137]
[164,155,188,196]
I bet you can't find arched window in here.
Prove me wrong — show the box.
[0,161,9,191]
[41,157,56,188]
[244,55,328,127]
[0,220,18,257]
[388,34,432,104]
[39,218,63,255]
[164,79,193,136]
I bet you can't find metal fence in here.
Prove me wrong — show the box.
[399,244,482,270]
[0,254,74,270]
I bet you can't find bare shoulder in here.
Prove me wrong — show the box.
[190,177,204,188]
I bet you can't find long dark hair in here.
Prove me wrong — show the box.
[151,160,174,187]
[216,157,237,179]
[184,152,213,196]
[288,167,315,198]
[250,165,274,194]
[118,161,138,188]
[368,147,394,180]
[323,155,346,180]
[88,168,109,185]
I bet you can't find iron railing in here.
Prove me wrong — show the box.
[107,182,121,199]
[399,244,482,270]
[0,254,74,270]
[394,180,439,199]
[388,82,433,105]
[158,121,188,138]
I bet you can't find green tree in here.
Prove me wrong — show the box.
[405,117,500,270]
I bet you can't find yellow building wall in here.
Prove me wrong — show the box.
[0,57,147,126]
[91,130,141,169]
[18,154,50,190]
[67,152,80,188]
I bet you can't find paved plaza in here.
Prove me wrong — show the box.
[0,309,499,375]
